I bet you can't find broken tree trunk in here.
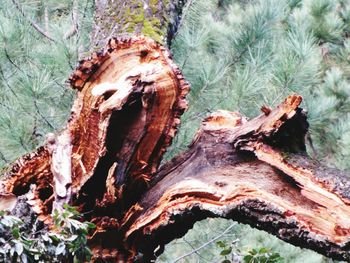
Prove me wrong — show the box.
[1,44,350,261]
[1,1,350,262]
[126,96,350,261]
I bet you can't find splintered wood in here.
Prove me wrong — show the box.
[0,35,188,214]
[1,36,350,262]
[125,95,350,261]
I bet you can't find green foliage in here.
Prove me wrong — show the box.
[0,204,95,262]
[51,204,96,262]
[0,0,93,169]
[216,240,236,262]
[216,239,284,263]
[165,0,350,171]
[242,248,283,263]
[165,0,320,158]
[161,0,350,261]
[156,219,239,262]
[158,219,327,262]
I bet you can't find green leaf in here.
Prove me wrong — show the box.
[259,256,267,263]
[20,238,33,247]
[86,222,96,229]
[49,234,60,243]
[220,247,232,256]
[250,248,258,255]
[268,253,283,262]
[12,227,20,239]
[216,241,226,248]
[259,247,269,254]
[243,255,253,263]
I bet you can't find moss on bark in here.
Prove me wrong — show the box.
[91,0,185,50]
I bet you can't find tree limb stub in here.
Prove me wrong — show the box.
[1,36,350,261]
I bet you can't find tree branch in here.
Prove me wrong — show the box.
[11,0,56,43]
[172,223,237,263]
[1,36,350,262]
[64,0,79,39]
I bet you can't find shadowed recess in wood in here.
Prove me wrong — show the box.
[1,36,350,262]
[124,95,350,261]
[0,35,189,220]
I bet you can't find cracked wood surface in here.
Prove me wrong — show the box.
[125,96,350,261]
[0,36,350,262]
[0,35,189,221]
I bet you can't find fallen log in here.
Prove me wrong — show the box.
[1,37,350,262]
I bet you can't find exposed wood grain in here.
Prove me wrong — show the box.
[124,96,350,261]
[1,36,350,262]
[0,35,189,217]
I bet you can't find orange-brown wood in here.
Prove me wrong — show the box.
[1,37,350,262]
[0,35,189,218]
[124,96,350,261]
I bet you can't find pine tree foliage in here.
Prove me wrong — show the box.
[166,0,350,173]
[0,0,93,169]
[160,0,350,261]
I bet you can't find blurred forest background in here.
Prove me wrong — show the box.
[1,0,350,262]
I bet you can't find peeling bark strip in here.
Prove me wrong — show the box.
[47,131,73,213]
[1,35,350,262]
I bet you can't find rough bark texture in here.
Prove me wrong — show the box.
[1,1,350,262]
[91,0,187,50]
